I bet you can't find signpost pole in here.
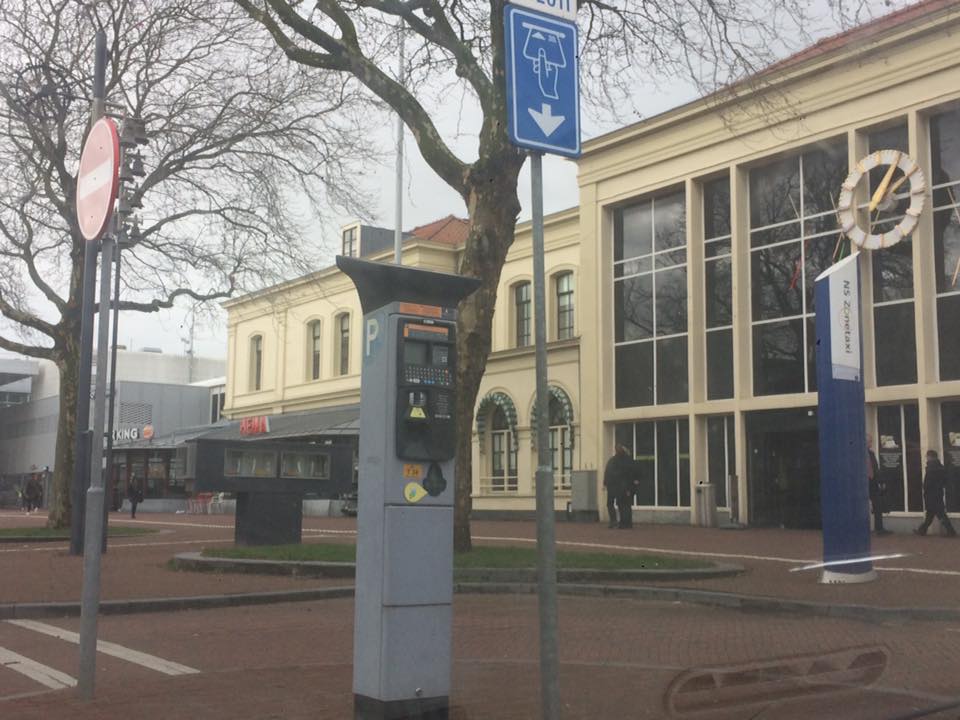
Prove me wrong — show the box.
[530,152,561,719]
[70,29,108,556]
[77,225,115,699]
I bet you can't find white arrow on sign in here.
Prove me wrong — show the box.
[528,103,565,137]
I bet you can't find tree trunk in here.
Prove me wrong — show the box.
[47,325,79,529]
[453,154,525,552]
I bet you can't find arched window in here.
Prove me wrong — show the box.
[335,313,350,376]
[555,272,574,340]
[307,320,322,380]
[250,335,263,391]
[489,406,518,493]
[514,282,532,347]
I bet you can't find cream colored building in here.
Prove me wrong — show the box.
[223,0,960,529]
[577,0,960,530]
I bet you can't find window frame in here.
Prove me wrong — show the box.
[335,313,351,376]
[554,271,575,341]
[250,335,263,391]
[514,281,532,348]
[307,320,322,381]
[342,226,358,257]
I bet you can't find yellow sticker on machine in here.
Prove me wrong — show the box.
[404,482,428,503]
[403,464,423,479]
[409,407,426,419]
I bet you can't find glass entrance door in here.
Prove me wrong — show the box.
[747,408,820,528]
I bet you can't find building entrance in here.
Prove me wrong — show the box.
[747,408,820,528]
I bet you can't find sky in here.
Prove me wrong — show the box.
[56,0,911,362]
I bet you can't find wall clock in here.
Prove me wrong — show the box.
[837,149,926,250]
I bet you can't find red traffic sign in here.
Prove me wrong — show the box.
[76,117,120,242]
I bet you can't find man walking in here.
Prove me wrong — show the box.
[603,445,636,529]
[867,435,889,535]
[915,450,957,537]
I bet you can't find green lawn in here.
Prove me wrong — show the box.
[0,526,156,539]
[203,542,707,570]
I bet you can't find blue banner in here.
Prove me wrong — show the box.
[814,253,875,583]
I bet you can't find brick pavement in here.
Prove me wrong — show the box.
[3,596,960,719]
[3,511,960,609]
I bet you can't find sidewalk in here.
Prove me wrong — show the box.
[3,511,960,611]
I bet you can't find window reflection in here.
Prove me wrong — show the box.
[614,190,688,407]
[748,138,847,395]
[931,108,960,380]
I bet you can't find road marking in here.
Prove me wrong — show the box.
[0,646,76,690]
[6,620,199,676]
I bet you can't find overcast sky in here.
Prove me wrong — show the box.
[79,0,910,362]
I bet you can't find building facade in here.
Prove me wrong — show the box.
[0,350,225,508]
[577,0,960,529]
[222,1,960,530]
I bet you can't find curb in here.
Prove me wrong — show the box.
[4,581,958,624]
[170,552,744,583]
[0,536,70,544]
[0,587,355,621]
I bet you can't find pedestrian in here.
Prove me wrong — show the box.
[127,481,143,519]
[867,434,889,535]
[915,450,957,537]
[603,445,636,529]
[24,478,39,514]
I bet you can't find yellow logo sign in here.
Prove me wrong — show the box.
[403,464,423,479]
[409,407,426,420]
[404,482,428,503]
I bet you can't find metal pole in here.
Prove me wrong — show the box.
[393,19,405,265]
[77,226,114,698]
[103,240,122,528]
[530,152,561,719]
[70,29,108,556]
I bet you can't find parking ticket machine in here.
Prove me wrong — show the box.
[337,256,480,720]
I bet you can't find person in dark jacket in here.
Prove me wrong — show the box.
[867,435,889,535]
[127,481,143,519]
[603,445,636,529]
[915,450,957,537]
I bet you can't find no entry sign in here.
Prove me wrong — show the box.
[76,117,120,242]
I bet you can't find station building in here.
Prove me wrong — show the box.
[223,0,960,530]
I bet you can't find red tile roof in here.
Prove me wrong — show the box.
[408,215,469,247]
[761,0,957,77]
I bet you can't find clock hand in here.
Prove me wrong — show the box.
[869,151,900,212]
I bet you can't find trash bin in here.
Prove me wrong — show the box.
[695,482,717,528]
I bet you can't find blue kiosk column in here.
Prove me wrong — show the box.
[814,252,876,584]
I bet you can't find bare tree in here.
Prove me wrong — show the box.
[0,0,373,527]
[234,0,893,551]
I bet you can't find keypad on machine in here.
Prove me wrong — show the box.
[405,365,452,386]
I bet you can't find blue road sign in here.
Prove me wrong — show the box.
[504,5,580,158]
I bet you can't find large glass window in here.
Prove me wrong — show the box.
[250,335,263,391]
[867,123,918,386]
[942,401,960,512]
[875,404,922,513]
[614,190,688,407]
[749,138,847,395]
[932,108,960,380]
[515,282,532,347]
[280,451,330,479]
[488,406,518,493]
[555,272,575,340]
[707,415,736,508]
[704,176,733,400]
[224,449,277,478]
[614,418,690,508]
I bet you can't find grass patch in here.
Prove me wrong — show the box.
[0,526,156,539]
[203,542,707,571]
